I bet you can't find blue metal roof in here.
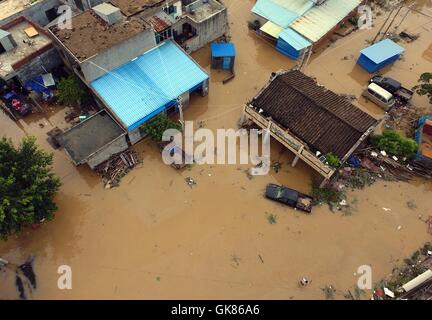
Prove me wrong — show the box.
[211,43,236,57]
[278,28,311,51]
[360,39,405,64]
[252,0,314,28]
[91,40,208,131]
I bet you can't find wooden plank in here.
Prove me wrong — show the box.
[244,106,334,178]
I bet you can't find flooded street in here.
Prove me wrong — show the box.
[1,0,432,299]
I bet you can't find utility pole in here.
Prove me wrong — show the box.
[379,5,404,41]
[372,7,395,44]
[177,96,184,130]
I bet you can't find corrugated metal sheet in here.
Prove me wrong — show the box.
[360,39,405,64]
[211,43,236,57]
[91,40,208,131]
[252,0,314,28]
[290,0,361,42]
[276,28,311,59]
[260,21,283,38]
[279,28,311,51]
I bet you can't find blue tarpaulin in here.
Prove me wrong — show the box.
[91,40,209,132]
[276,28,311,59]
[24,75,53,96]
[357,39,405,73]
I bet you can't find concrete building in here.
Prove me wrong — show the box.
[48,3,210,168]
[0,16,62,83]
[109,0,229,53]
[48,8,157,83]
[0,0,64,26]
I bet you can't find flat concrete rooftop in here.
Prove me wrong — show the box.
[0,18,52,79]
[0,0,35,22]
[60,110,125,164]
[110,0,164,17]
[49,10,148,62]
[185,0,225,23]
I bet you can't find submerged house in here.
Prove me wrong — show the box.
[0,16,62,83]
[243,70,379,184]
[48,3,209,168]
[251,0,361,59]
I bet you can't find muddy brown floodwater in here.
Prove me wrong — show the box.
[1,0,432,299]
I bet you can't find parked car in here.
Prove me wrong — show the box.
[369,75,413,102]
[362,83,396,111]
[3,91,31,116]
[265,183,313,213]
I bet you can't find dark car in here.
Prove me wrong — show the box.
[369,75,401,93]
[265,183,313,213]
[369,75,413,102]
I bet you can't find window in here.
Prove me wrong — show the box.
[164,5,177,15]
[155,27,173,44]
[45,8,59,22]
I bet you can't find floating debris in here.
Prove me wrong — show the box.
[185,177,197,188]
[95,149,142,189]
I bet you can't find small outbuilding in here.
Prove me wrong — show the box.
[357,39,405,73]
[276,28,311,60]
[210,43,236,71]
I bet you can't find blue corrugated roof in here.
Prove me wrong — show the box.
[360,39,405,64]
[211,43,236,57]
[252,0,314,28]
[278,28,311,51]
[91,40,208,131]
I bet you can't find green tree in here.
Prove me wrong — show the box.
[0,137,61,240]
[370,130,418,158]
[414,72,432,103]
[140,113,182,142]
[55,75,87,106]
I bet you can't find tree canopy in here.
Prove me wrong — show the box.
[414,72,432,103]
[0,137,61,240]
[55,75,87,106]
[140,113,182,142]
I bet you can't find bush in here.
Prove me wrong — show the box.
[370,130,418,158]
[140,113,182,142]
[55,75,87,106]
[325,153,341,168]
[0,137,61,240]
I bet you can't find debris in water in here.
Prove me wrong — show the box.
[95,149,142,189]
[406,200,417,210]
[383,207,391,212]
[185,177,196,188]
[14,257,37,300]
[322,285,336,299]
[0,257,8,267]
[271,161,281,173]
[300,277,310,286]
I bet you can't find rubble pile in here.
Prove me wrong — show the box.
[95,149,142,189]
